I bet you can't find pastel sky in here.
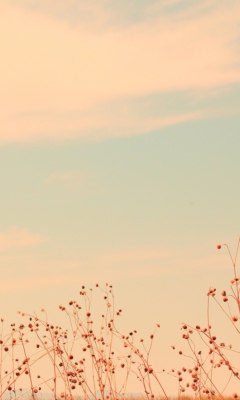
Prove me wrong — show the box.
[1,0,240,395]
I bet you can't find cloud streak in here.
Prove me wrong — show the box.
[1,1,240,144]
[0,227,48,251]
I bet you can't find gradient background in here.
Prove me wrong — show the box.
[1,0,240,396]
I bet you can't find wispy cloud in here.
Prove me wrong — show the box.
[1,1,240,144]
[0,274,78,293]
[0,227,48,251]
[0,244,230,294]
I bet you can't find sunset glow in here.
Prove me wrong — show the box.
[1,0,240,396]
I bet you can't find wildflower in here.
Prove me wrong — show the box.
[207,287,216,296]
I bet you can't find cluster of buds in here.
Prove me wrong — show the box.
[231,277,240,284]
[207,287,216,296]
[221,290,228,302]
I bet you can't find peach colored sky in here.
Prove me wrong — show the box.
[1,0,240,142]
[1,0,240,396]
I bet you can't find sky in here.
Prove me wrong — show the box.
[1,0,240,396]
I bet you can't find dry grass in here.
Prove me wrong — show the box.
[19,396,239,400]
[1,238,240,400]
